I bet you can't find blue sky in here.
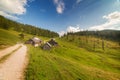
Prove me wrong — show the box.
[0,0,120,35]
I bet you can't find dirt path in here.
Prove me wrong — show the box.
[0,44,27,80]
[0,44,21,59]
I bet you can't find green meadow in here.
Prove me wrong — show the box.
[0,29,120,80]
[25,38,120,80]
[0,29,20,49]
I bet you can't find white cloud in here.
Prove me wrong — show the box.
[0,0,28,19]
[58,25,83,37]
[0,11,18,19]
[58,31,66,37]
[89,11,120,30]
[53,0,65,14]
[67,26,81,33]
[103,11,120,20]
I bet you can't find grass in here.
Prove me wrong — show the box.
[0,29,20,49]
[0,28,41,49]
[0,28,119,80]
[0,46,22,63]
[25,38,120,80]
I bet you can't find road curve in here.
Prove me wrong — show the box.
[0,44,27,80]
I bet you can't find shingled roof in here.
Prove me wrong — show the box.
[31,37,42,43]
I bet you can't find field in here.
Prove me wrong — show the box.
[0,29,120,80]
[25,38,120,80]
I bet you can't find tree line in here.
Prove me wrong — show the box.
[0,15,59,38]
[67,30,120,42]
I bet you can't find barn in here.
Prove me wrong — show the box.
[42,38,58,50]
[42,42,52,50]
[48,38,58,46]
[25,37,42,47]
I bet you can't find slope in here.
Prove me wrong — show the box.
[25,38,120,80]
[0,29,20,49]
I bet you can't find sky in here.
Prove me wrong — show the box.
[0,0,120,36]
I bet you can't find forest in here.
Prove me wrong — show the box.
[0,15,59,38]
[66,30,120,42]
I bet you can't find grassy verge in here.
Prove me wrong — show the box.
[0,46,22,63]
[25,39,120,80]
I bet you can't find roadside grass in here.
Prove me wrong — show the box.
[0,46,22,63]
[25,38,120,80]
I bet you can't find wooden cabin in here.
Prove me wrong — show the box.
[25,37,42,47]
[42,42,52,50]
[42,38,58,50]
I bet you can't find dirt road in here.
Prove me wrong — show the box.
[0,44,27,80]
[0,44,21,59]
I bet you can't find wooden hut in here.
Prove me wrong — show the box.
[25,37,42,47]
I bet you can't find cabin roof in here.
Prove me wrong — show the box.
[48,39,58,45]
[31,37,42,43]
[46,42,52,47]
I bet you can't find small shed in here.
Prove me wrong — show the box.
[42,42,52,50]
[48,39,58,46]
[42,38,58,50]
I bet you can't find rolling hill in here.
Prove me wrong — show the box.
[25,37,120,80]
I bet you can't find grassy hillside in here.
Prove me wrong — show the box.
[0,29,20,49]
[62,35,120,52]
[0,28,50,49]
[0,28,119,80]
[25,38,120,80]
[0,29,37,49]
